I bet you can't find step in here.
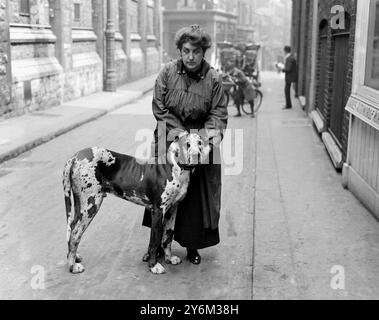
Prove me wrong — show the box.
[310,110,326,133]
[322,132,343,169]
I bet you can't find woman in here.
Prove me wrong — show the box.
[142,25,228,264]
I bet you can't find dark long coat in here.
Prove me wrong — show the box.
[283,54,298,83]
[142,59,229,249]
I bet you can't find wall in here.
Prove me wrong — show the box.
[8,0,63,116]
[0,0,163,118]
[317,0,356,160]
[67,0,102,101]
[0,1,11,115]
[342,0,379,218]
[293,0,357,162]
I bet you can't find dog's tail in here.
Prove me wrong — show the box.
[63,158,74,243]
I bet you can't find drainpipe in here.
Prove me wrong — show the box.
[104,0,116,92]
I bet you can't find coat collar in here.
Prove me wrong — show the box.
[176,59,210,80]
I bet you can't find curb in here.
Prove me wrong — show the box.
[0,86,153,165]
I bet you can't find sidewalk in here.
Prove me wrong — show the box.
[0,74,157,164]
[253,72,379,299]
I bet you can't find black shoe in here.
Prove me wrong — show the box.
[282,106,292,110]
[187,249,201,265]
[234,113,242,117]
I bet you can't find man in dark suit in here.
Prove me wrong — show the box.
[278,46,297,109]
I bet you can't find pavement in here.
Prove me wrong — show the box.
[1,71,379,299]
[0,73,157,164]
[252,73,379,299]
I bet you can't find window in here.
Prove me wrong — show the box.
[365,0,379,90]
[74,3,81,22]
[147,3,154,35]
[20,0,30,16]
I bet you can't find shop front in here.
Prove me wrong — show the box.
[343,0,379,218]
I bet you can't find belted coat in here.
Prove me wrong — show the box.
[142,59,229,249]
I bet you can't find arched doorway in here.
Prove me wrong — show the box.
[316,20,328,116]
[330,13,351,146]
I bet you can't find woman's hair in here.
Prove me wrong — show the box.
[174,25,212,52]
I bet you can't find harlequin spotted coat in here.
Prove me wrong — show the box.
[63,133,204,274]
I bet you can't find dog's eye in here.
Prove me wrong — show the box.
[187,142,191,149]
[198,141,202,146]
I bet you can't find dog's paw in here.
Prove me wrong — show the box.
[71,263,85,274]
[150,263,166,274]
[166,255,182,265]
[142,252,150,262]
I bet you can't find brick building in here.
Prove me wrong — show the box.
[292,0,357,169]
[0,0,163,118]
[292,0,379,218]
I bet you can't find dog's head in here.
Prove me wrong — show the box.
[168,132,205,170]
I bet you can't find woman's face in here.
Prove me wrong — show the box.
[180,42,204,72]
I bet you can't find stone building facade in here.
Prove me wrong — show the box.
[161,0,255,68]
[292,0,357,168]
[253,0,292,71]
[0,0,163,118]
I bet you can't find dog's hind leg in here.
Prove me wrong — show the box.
[162,207,181,265]
[67,191,104,274]
[63,159,84,266]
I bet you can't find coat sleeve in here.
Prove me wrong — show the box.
[152,65,186,140]
[204,73,229,147]
[283,57,295,74]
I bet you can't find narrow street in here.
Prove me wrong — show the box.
[0,72,378,300]
[0,79,256,300]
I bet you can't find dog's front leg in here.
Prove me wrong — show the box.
[148,208,166,274]
[162,206,181,265]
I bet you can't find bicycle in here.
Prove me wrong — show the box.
[222,73,263,116]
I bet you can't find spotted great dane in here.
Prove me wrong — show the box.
[62,132,207,275]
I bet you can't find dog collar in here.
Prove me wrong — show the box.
[178,164,196,171]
